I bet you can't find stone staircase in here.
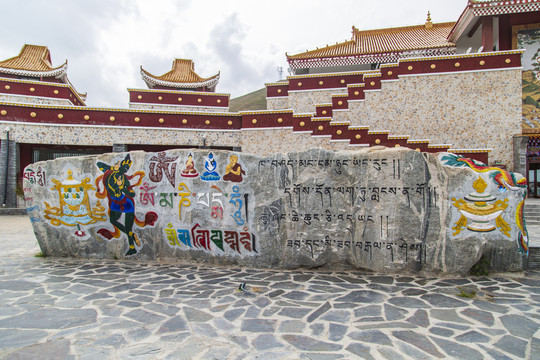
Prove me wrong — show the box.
[525,198,540,269]
[525,198,540,226]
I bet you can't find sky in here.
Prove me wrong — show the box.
[0,0,466,108]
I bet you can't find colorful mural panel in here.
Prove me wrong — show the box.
[439,153,529,255]
[516,25,540,132]
[29,150,255,258]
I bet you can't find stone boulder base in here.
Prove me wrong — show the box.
[23,147,526,275]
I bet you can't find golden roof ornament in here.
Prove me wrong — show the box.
[425,11,433,29]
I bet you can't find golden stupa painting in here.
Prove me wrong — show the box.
[44,170,106,238]
[451,176,511,236]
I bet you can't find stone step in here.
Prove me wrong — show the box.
[528,248,540,270]
[0,208,27,216]
[525,215,540,222]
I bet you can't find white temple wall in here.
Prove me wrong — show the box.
[128,103,229,113]
[342,69,521,168]
[1,121,355,157]
[288,88,347,114]
[0,94,73,106]
[266,97,289,111]
[240,129,350,156]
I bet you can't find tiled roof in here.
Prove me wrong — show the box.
[287,22,456,61]
[449,0,540,41]
[0,44,67,76]
[141,59,220,89]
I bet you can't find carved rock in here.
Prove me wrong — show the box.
[23,147,527,275]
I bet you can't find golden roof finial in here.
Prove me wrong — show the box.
[472,176,487,194]
[425,11,433,29]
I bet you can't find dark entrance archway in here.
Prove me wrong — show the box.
[527,136,540,198]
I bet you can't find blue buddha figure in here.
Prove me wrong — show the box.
[200,152,220,181]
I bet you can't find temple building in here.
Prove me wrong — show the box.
[0,44,86,106]
[268,0,540,197]
[129,59,228,112]
[141,59,219,92]
[287,14,456,74]
[1,0,540,209]
[287,0,540,74]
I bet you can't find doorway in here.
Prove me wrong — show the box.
[528,136,540,198]
[530,162,540,198]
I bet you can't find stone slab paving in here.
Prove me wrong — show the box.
[1,216,540,359]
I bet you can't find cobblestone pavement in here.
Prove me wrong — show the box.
[1,216,540,359]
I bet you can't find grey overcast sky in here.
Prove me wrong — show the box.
[0,0,466,108]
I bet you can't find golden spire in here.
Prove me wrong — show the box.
[472,176,487,194]
[425,11,433,29]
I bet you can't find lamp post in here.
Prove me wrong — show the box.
[2,127,10,207]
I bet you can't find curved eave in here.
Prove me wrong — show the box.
[0,61,68,80]
[140,68,220,89]
[288,45,456,62]
[449,0,540,42]
[287,40,356,61]
[287,47,456,68]
[448,6,476,43]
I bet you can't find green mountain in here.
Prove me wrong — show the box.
[229,88,267,112]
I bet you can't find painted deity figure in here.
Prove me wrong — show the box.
[180,153,199,178]
[223,154,245,183]
[200,152,220,181]
[96,154,158,256]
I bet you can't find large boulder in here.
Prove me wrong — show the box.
[23,147,527,275]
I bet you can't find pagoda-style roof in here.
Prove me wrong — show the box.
[287,19,456,70]
[449,0,540,42]
[0,44,68,81]
[140,59,220,91]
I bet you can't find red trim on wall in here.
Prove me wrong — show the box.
[315,105,333,117]
[332,96,348,109]
[0,79,84,106]
[241,111,294,128]
[399,52,521,75]
[287,73,364,92]
[380,66,399,80]
[128,89,229,108]
[266,84,289,97]
[0,104,240,130]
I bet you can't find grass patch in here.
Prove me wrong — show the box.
[457,286,477,299]
[34,252,46,258]
[470,255,490,276]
